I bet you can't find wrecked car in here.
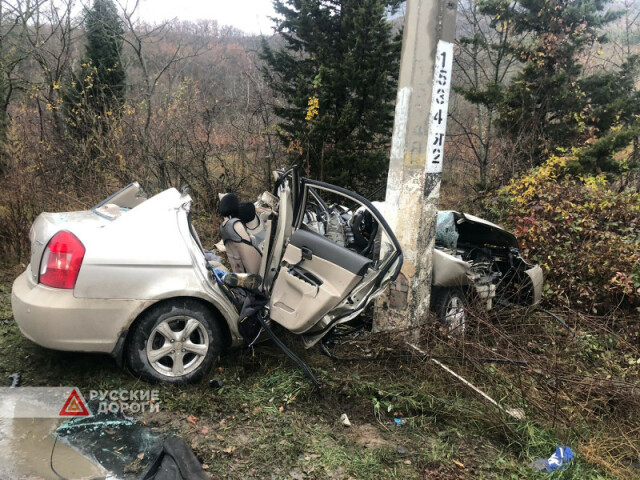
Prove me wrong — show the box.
[11,169,402,383]
[430,210,543,331]
[11,168,541,383]
[306,201,542,333]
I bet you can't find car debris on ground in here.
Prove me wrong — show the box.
[340,413,352,427]
[530,446,575,473]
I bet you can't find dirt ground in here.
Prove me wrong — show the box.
[0,268,634,479]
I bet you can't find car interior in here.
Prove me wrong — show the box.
[213,171,402,341]
[266,181,395,334]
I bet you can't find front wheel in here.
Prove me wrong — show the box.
[126,299,222,384]
[431,287,467,334]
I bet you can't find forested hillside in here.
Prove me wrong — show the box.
[0,2,639,479]
[0,1,282,261]
[0,0,638,310]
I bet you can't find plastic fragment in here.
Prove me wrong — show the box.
[530,446,574,472]
[340,413,351,427]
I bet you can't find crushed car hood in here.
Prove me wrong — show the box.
[450,211,519,249]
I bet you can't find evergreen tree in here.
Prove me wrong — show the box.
[575,55,640,171]
[260,0,401,191]
[65,0,125,137]
[471,0,639,171]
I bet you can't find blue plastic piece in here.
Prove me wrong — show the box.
[213,268,227,281]
[531,446,575,472]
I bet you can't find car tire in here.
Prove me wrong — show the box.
[126,299,223,384]
[432,287,467,334]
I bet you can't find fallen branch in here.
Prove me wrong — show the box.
[407,342,526,421]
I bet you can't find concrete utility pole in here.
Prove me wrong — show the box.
[375,0,458,333]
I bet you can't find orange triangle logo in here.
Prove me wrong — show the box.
[59,389,91,417]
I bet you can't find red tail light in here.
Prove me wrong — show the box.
[39,231,86,289]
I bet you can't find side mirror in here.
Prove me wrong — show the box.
[223,272,262,291]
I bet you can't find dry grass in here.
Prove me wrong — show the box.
[325,302,640,479]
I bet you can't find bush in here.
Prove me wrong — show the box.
[486,155,640,313]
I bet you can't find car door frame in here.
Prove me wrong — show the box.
[295,177,403,271]
[287,177,404,341]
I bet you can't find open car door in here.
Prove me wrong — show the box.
[259,168,299,291]
[268,178,403,347]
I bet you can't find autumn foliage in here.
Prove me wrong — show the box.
[487,155,640,313]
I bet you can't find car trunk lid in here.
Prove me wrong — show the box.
[28,211,110,282]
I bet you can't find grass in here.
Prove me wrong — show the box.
[0,271,630,479]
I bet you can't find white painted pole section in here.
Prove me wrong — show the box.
[425,41,454,175]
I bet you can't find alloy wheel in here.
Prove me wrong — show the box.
[146,315,210,377]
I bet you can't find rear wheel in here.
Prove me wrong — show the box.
[126,299,222,384]
[432,287,467,334]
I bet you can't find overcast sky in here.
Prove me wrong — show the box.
[134,0,277,34]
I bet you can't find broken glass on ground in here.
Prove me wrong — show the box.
[55,400,164,479]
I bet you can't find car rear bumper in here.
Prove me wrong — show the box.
[11,270,152,353]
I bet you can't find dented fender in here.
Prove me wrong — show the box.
[432,249,470,287]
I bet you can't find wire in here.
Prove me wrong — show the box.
[539,308,578,338]
[50,433,110,480]
[257,313,323,388]
[50,434,68,480]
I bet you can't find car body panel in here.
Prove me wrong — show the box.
[432,249,471,287]
[262,179,294,291]
[525,265,544,305]
[279,177,403,346]
[28,211,109,283]
[92,181,147,210]
[13,187,244,355]
[454,212,519,249]
[270,241,363,334]
[12,270,153,352]
[74,189,196,298]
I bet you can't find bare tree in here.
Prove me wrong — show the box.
[449,0,526,189]
[117,0,210,186]
[0,0,52,141]
[15,0,80,138]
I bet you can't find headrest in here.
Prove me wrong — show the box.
[237,201,257,224]
[219,193,239,218]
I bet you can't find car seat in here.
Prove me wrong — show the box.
[238,201,266,250]
[219,192,240,219]
[220,218,262,274]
